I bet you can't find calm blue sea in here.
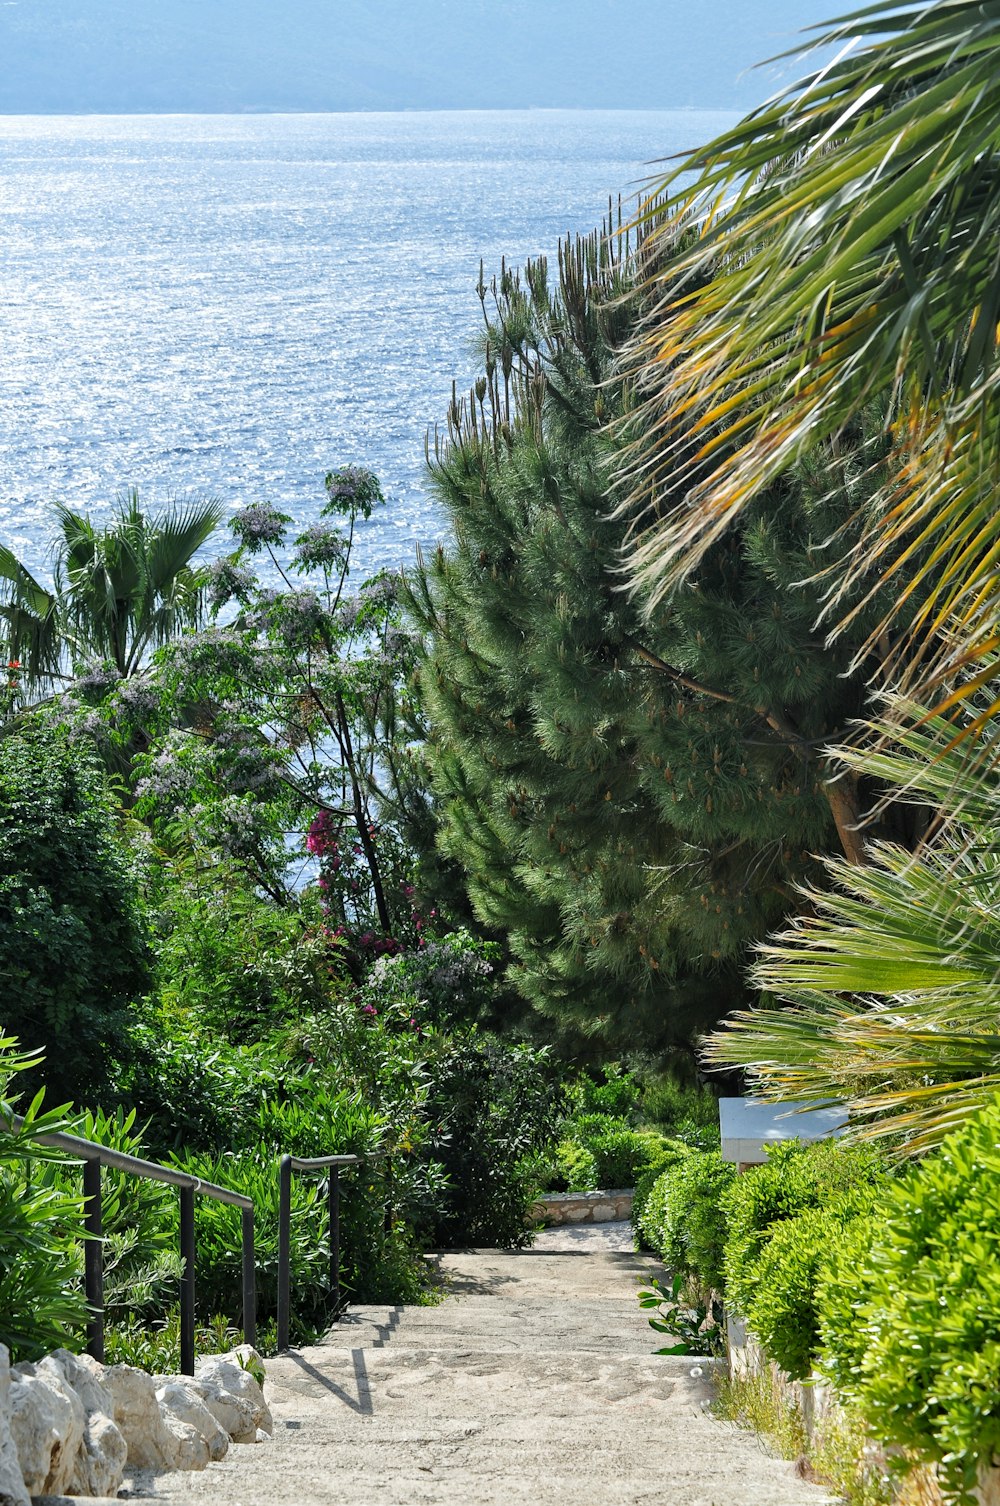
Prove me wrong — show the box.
[0,110,735,581]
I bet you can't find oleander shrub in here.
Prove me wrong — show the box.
[823,1098,1000,1505]
[0,1038,89,1360]
[423,1035,562,1248]
[639,1149,736,1291]
[48,1106,180,1319]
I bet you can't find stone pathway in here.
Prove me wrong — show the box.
[121,1225,832,1506]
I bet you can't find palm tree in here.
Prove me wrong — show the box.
[619,3,1000,1146]
[699,694,1000,1153]
[0,491,223,696]
[625,0,1000,723]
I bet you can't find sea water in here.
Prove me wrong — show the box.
[0,110,735,582]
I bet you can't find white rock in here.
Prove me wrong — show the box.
[48,1350,127,1498]
[0,1346,29,1506]
[9,1355,85,1497]
[107,1362,220,1473]
[104,1363,165,1471]
[72,1407,130,1496]
[193,1348,272,1444]
[156,1380,230,1465]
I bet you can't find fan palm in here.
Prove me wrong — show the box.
[702,698,1000,1153]
[625,0,1000,720]
[0,491,223,694]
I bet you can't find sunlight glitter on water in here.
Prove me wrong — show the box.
[0,109,737,582]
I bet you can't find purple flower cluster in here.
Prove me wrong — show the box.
[265,590,326,650]
[116,676,159,717]
[230,502,289,552]
[207,556,257,611]
[73,661,122,699]
[323,466,384,521]
[292,523,348,574]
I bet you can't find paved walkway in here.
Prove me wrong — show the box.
[124,1225,831,1506]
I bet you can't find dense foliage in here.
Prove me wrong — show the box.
[0,1042,90,1360]
[406,212,924,1052]
[0,726,151,1103]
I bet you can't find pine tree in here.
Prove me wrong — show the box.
[405,210,922,1050]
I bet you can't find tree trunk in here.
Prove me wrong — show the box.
[822,772,866,866]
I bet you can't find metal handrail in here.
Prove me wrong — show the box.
[276,1151,391,1351]
[7,1114,256,1375]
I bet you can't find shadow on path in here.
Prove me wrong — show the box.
[284,1348,373,1416]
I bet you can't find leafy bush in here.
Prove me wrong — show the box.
[822,1098,1000,1505]
[573,1068,640,1121]
[745,1208,848,1380]
[638,1272,726,1357]
[153,880,339,1045]
[112,1018,264,1157]
[0,727,151,1103]
[586,1127,657,1189]
[631,1138,692,1242]
[568,1112,632,1143]
[722,1138,888,1320]
[423,1035,562,1248]
[0,1038,88,1360]
[639,1075,719,1143]
[814,1214,877,1397]
[540,1138,598,1193]
[639,1150,736,1292]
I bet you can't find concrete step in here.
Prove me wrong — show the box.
[320,1301,665,1355]
[117,1236,831,1506]
[265,1345,720,1423]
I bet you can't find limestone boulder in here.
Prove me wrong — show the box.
[104,1363,164,1470]
[106,1362,221,1473]
[8,1354,85,1497]
[155,1379,230,1465]
[48,1350,127,1498]
[193,1347,272,1443]
[0,1346,29,1506]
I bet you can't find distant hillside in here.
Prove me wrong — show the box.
[0,0,835,113]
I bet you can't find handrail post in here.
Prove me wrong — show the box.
[277,1155,292,1351]
[329,1166,340,1311]
[241,1205,256,1349]
[179,1184,196,1376]
[83,1157,105,1364]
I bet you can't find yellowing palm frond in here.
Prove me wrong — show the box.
[626,1,1000,714]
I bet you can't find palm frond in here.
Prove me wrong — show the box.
[624,0,1000,715]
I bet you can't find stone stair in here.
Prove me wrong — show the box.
[121,1232,832,1506]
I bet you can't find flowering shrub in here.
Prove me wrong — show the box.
[230,501,290,551]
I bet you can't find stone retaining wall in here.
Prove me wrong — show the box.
[530,1190,633,1226]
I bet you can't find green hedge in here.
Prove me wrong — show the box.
[816,1098,1000,1505]
[638,1150,736,1292]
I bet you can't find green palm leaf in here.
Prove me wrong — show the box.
[703,697,1000,1151]
[625,0,1000,713]
[0,492,222,694]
